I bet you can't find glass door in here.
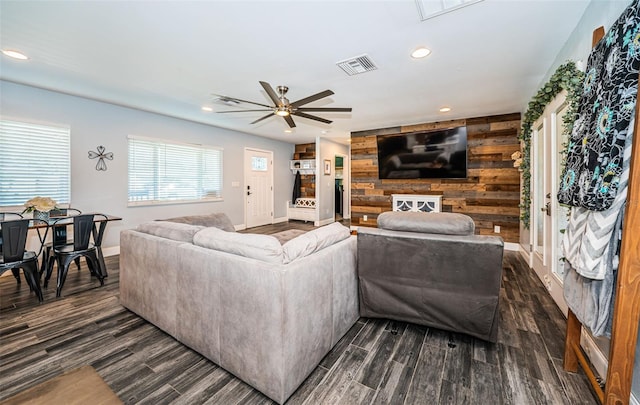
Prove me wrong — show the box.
[530,92,569,315]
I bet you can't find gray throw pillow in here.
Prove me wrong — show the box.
[283,222,350,264]
[193,226,283,264]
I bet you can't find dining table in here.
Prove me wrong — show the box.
[28,213,122,280]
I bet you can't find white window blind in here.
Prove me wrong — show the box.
[0,119,70,207]
[128,135,223,206]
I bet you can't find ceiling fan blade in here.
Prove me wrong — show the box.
[212,94,272,108]
[293,111,332,124]
[290,90,334,108]
[296,107,352,112]
[283,115,296,128]
[259,81,282,106]
[217,109,273,113]
[250,113,274,124]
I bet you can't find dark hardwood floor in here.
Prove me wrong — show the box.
[0,221,599,404]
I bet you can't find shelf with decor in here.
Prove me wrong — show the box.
[290,159,315,174]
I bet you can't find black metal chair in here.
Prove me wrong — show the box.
[0,218,46,302]
[40,208,82,274]
[44,214,107,297]
[0,212,25,285]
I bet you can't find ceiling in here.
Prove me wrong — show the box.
[0,0,591,145]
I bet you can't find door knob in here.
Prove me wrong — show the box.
[541,202,551,216]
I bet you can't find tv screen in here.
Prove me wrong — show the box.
[377,126,468,179]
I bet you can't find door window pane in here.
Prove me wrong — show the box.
[251,156,268,171]
[535,123,545,254]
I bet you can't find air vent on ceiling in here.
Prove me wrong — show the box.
[415,0,484,21]
[336,54,378,76]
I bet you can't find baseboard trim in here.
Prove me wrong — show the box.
[519,243,531,263]
[102,246,120,257]
[234,224,246,231]
[273,216,288,224]
[504,242,520,252]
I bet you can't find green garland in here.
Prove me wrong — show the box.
[519,61,584,228]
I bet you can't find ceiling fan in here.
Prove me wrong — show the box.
[214,81,352,128]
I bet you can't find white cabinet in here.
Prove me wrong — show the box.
[287,198,316,222]
[392,194,442,213]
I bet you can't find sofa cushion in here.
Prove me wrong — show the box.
[377,211,475,235]
[193,227,283,264]
[283,222,351,264]
[136,221,205,243]
[162,213,235,232]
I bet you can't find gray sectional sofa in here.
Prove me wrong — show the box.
[119,216,358,404]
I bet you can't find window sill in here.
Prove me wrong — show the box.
[127,197,223,208]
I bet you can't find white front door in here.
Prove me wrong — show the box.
[244,148,274,228]
[530,92,570,315]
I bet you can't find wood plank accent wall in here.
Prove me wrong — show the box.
[293,143,316,198]
[350,113,521,243]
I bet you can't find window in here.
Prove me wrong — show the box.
[0,119,70,207]
[128,135,223,206]
[251,156,268,171]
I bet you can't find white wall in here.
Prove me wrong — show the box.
[0,80,294,250]
[316,137,349,224]
[544,0,630,85]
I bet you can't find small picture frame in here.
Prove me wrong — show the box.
[324,159,331,175]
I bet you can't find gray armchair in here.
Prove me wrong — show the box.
[357,211,504,342]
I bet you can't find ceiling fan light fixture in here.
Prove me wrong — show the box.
[201,106,213,112]
[224,81,351,127]
[275,106,290,117]
[411,47,431,59]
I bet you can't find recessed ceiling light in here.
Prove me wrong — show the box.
[2,49,29,60]
[201,106,213,112]
[411,47,431,59]
[439,106,452,112]
[284,129,292,133]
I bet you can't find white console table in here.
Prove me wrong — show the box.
[392,194,442,213]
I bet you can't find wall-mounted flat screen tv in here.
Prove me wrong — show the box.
[377,126,468,179]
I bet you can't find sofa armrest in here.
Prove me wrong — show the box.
[120,230,183,336]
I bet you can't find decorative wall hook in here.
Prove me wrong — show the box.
[88,145,113,171]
